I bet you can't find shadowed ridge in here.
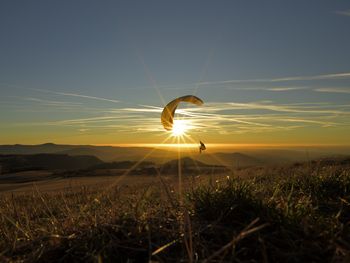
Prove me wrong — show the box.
[197,152,264,167]
[0,154,103,173]
[161,157,227,174]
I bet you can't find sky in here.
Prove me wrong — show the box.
[1,1,350,146]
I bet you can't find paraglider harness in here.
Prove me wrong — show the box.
[199,141,206,154]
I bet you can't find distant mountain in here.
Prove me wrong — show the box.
[0,143,172,162]
[217,152,264,167]
[58,147,114,161]
[310,157,350,166]
[163,156,209,168]
[161,157,227,174]
[197,152,264,167]
[58,146,172,162]
[0,143,72,155]
[0,154,103,174]
[239,149,348,164]
[91,160,155,170]
[1,143,348,167]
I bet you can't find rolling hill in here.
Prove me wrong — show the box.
[197,152,264,167]
[1,143,349,168]
[0,154,103,174]
[160,157,227,174]
[0,143,172,162]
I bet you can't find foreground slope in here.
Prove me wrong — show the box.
[1,159,350,262]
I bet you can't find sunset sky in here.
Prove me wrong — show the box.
[1,1,350,146]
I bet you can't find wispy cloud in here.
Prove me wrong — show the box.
[266,87,307,91]
[31,88,120,104]
[23,97,83,107]
[184,101,350,115]
[2,96,121,114]
[198,72,350,85]
[314,88,350,94]
[224,86,308,92]
[8,99,350,136]
[120,107,162,113]
[335,10,350,16]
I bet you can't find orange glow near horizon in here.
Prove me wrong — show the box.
[94,143,350,149]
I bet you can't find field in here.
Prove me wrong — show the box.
[0,172,159,193]
[1,160,350,262]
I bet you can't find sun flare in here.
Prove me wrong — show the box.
[171,120,189,137]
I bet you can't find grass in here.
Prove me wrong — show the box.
[1,161,350,262]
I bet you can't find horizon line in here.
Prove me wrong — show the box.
[1,142,350,148]
[96,143,350,148]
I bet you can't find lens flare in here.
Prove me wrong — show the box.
[171,120,189,137]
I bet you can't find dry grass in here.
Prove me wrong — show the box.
[1,162,350,262]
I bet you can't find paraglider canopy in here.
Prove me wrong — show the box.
[161,95,203,131]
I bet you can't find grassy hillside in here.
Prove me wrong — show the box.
[1,160,350,262]
[0,154,103,174]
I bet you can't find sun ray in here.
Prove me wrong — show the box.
[178,135,204,191]
[177,135,183,204]
[104,135,174,191]
[182,133,236,175]
[76,135,175,217]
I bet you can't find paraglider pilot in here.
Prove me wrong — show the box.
[199,141,206,154]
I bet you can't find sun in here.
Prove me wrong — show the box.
[171,120,189,137]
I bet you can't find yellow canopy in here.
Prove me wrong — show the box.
[161,95,203,131]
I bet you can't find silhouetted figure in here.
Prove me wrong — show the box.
[199,141,206,154]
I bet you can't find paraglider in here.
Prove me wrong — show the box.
[161,95,203,131]
[161,95,206,153]
[199,141,206,154]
